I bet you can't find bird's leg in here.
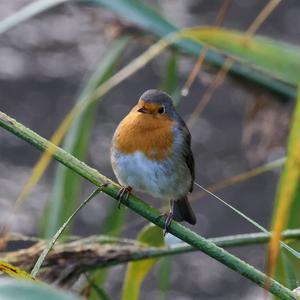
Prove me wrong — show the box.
[116,186,132,208]
[163,200,174,236]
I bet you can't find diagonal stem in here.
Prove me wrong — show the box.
[0,111,298,300]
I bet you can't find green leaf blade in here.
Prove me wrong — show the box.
[270,86,300,287]
[90,0,297,98]
[121,225,164,300]
[180,27,300,86]
[41,37,130,238]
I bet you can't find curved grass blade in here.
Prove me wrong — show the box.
[41,36,130,238]
[0,0,68,34]
[268,87,300,282]
[31,187,104,278]
[180,27,300,87]
[122,224,164,300]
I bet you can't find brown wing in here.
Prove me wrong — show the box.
[184,130,195,192]
[176,116,194,193]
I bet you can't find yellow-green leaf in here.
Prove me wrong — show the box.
[268,86,300,283]
[121,225,164,300]
[180,27,300,86]
[0,261,36,282]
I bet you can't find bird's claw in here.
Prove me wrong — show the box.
[156,212,173,236]
[163,212,173,236]
[117,186,132,208]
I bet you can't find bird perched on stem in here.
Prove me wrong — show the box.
[111,89,196,234]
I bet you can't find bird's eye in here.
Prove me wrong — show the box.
[158,106,165,114]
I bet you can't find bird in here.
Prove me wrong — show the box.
[110,89,196,234]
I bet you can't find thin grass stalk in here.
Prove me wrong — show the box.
[31,187,104,277]
[85,230,300,268]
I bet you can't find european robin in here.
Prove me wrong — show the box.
[110,89,196,233]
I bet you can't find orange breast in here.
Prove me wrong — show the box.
[114,110,175,160]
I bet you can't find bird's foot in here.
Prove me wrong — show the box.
[156,211,173,236]
[117,186,132,208]
[163,211,173,236]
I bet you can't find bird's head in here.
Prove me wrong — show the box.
[133,89,176,121]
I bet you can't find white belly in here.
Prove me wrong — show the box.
[111,150,191,199]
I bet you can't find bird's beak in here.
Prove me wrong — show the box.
[137,107,147,113]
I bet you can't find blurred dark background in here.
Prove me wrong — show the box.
[0,1,299,299]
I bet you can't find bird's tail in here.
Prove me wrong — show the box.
[173,196,196,225]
